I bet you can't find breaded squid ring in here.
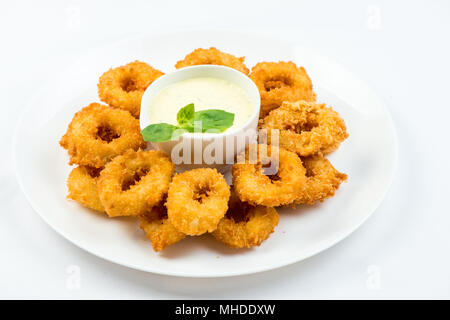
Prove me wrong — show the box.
[175,47,249,75]
[294,155,347,205]
[232,144,306,207]
[261,100,348,156]
[139,202,185,252]
[212,191,279,248]
[98,61,164,117]
[60,103,146,168]
[67,166,104,213]
[249,61,316,117]
[166,168,230,236]
[98,150,174,217]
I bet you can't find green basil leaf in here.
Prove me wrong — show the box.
[141,104,235,141]
[193,109,235,132]
[182,124,195,133]
[177,103,195,127]
[141,123,181,142]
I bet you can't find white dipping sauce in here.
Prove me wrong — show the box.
[148,77,254,133]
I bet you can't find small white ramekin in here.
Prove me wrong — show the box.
[140,65,260,172]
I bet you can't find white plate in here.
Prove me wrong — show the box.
[14,31,397,277]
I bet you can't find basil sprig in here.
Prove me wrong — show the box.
[141,103,235,142]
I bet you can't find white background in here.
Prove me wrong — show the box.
[1,0,449,299]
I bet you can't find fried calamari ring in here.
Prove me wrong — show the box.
[60,103,146,168]
[294,155,347,205]
[139,203,186,252]
[232,144,306,207]
[175,47,249,74]
[98,61,164,117]
[98,150,174,217]
[261,100,348,156]
[212,191,279,248]
[249,61,316,117]
[166,168,230,236]
[67,166,104,213]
